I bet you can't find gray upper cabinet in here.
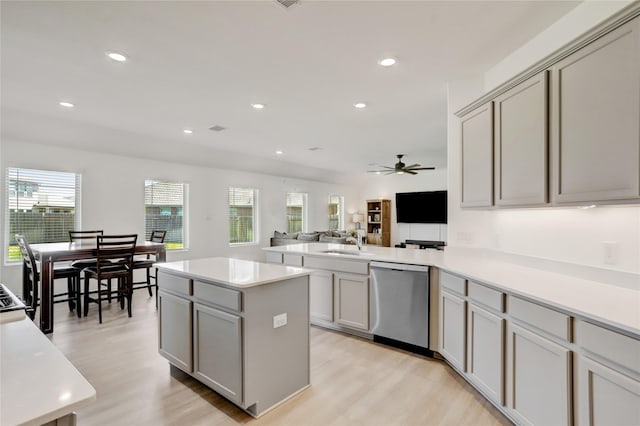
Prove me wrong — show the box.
[461,102,494,207]
[494,72,548,206]
[551,17,640,204]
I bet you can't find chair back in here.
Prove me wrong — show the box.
[149,230,167,243]
[14,234,38,318]
[69,230,104,242]
[96,234,137,273]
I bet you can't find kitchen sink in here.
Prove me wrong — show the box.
[321,249,376,257]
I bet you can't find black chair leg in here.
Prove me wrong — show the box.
[84,275,90,317]
[127,277,133,318]
[75,273,82,318]
[67,276,75,312]
[146,267,153,296]
[97,281,103,324]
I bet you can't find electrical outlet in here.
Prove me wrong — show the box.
[602,241,619,265]
[273,313,287,329]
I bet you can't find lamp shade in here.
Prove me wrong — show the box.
[352,214,364,223]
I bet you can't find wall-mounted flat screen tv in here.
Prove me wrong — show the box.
[396,190,447,224]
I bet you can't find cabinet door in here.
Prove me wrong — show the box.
[158,290,193,373]
[577,355,640,426]
[467,303,504,405]
[193,303,242,405]
[551,17,640,203]
[461,102,494,207]
[310,270,333,322]
[494,71,548,206]
[265,252,283,264]
[506,323,571,426]
[333,273,369,331]
[439,290,466,372]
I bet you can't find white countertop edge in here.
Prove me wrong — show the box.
[0,318,96,426]
[263,244,640,337]
[155,257,311,288]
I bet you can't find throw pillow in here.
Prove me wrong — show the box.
[274,231,298,239]
[319,235,348,244]
[297,232,320,241]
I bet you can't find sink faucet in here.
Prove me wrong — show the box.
[346,236,361,250]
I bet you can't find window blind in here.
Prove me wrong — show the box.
[286,192,306,234]
[144,180,185,249]
[6,167,80,262]
[229,187,257,244]
[328,194,344,230]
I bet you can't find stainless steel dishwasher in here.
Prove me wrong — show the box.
[370,261,432,356]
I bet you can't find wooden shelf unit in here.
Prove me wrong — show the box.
[366,199,391,247]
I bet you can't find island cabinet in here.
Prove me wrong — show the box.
[439,271,468,372]
[551,16,640,204]
[156,258,310,418]
[460,102,494,207]
[309,269,333,322]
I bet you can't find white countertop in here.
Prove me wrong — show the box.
[264,243,640,337]
[0,318,96,426]
[155,257,310,288]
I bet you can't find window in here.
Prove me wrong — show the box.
[286,192,307,234]
[5,167,80,262]
[144,180,186,250]
[328,195,344,231]
[229,187,258,244]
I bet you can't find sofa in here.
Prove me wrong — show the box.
[269,230,354,247]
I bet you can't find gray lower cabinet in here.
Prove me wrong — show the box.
[460,102,494,207]
[439,289,467,372]
[551,16,640,204]
[333,272,369,331]
[494,71,548,206]
[309,270,333,322]
[506,322,571,426]
[158,290,192,373]
[466,303,504,404]
[193,303,242,405]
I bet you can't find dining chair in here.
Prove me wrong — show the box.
[132,230,166,296]
[82,234,137,323]
[15,234,81,320]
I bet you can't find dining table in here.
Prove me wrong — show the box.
[29,240,166,334]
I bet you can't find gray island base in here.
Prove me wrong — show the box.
[155,257,311,417]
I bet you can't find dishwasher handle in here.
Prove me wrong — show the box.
[370,261,429,273]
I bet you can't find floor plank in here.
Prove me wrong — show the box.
[44,291,511,426]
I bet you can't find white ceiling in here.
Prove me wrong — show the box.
[1,0,580,183]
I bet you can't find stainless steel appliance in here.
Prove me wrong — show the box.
[0,283,26,324]
[370,261,431,356]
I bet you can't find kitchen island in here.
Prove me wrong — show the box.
[154,257,311,418]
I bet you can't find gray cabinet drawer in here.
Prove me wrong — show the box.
[194,281,242,312]
[158,271,192,296]
[507,296,570,342]
[440,271,467,296]
[468,281,504,312]
[265,252,283,264]
[576,320,640,374]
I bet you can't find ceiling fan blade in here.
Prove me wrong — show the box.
[367,170,386,173]
[407,166,436,170]
[404,163,421,169]
[384,171,396,175]
[404,170,418,175]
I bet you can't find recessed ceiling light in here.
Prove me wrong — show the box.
[378,57,396,67]
[183,129,193,134]
[354,102,367,109]
[106,50,128,62]
[59,101,74,108]
[251,103,265,109]
[275,150,284,155]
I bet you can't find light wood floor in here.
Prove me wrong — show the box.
[45,291,511,426]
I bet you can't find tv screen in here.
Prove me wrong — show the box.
[396,191,448,224]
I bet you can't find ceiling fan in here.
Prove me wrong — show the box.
[367,154,435,175]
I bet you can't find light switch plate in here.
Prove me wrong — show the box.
[273,313,287,328]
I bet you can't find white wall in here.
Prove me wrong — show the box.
[447,2,640,277]
[358,168,448,246]
[0,140,360,295]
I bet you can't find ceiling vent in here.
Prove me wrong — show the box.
[308,147,322,151]
[275,0,299,8]
[209,125,226,132]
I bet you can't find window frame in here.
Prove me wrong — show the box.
[228,187,259,246]
[286,192,307,234]
[144,179,188,251]
[5,167,81,264]
[328,194,344,231]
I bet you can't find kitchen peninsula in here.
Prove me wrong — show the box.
[154,257,311,418]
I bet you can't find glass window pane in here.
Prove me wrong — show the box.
[6,167,80,262]
[328,195,344,230]
[229,187,257,244]
[144,180,186,250]
[286,192,306,234]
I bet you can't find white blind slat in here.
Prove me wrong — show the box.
[144,179,185,249]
